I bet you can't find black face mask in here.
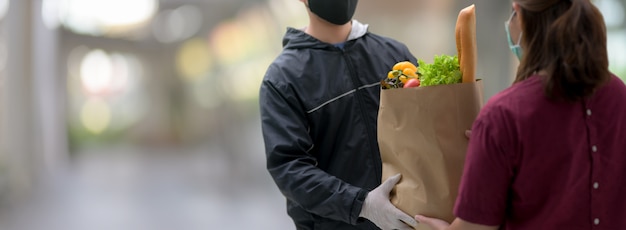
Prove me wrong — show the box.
[308,0,358,25]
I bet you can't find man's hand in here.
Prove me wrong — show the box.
[414,214,450,230]
[359,174,417,230]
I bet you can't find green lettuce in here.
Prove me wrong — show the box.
[418,55,462,86]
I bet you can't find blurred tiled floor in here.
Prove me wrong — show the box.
[0,122,294,230]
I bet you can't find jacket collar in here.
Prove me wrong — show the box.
[282,20,369,49]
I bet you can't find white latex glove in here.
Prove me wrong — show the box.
[359,174,417,230]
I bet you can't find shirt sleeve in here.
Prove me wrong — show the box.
[259,76,368,225]
[453,103,518,226]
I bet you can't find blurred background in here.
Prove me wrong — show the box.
[0,0,623,229]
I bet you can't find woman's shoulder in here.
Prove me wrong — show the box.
[485,76,543,108]
[604,74,626,93]
[474,76,545,126]
[591,74,626,106]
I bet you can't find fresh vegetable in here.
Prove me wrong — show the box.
[381,4,478,90]
[418,55,462,86]
[404,78,420,88]
[393,61,418,73]
[382,61,419,89]
[455,4,477,83]
[382,55,462,89]
[403,68,418,78]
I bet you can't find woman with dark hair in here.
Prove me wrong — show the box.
[414,0,626,229]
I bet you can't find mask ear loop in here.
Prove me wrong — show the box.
[506,10,524,46]
[504,11,516,46]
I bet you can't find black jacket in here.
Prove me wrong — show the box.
[259,21,417,230]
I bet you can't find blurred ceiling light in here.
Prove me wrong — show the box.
[0,0,8,21]
[97,0,157,26]
[152,4,203,43]
[80,49,113,95]
[58,0,158,36]
[81,98,111,134]
[176,38,212,82]
[79,49,140,96]
[595,0,625,28]
[68,47,146,134]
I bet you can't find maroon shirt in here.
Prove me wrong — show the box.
[454,75,626,229]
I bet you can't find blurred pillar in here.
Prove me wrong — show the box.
[0,0,65,204]
[32,0,68,176]
[1,0,38,202]
[0,3,6,203]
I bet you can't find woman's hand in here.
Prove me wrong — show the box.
[415,215,500,230]
[414,215,450,230]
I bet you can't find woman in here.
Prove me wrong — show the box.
[415,0,626,229]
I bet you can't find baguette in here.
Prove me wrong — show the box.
[455,4,477,83]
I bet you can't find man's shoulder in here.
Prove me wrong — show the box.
[353,32,412,58]
[262,50,306,85]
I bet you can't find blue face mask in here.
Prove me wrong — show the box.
[505,11,523,60]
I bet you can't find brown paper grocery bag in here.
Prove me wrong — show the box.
[378,80,483,229]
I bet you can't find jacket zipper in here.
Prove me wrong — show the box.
[341,49,382,181]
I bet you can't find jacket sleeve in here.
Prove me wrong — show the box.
[259,74,368,225]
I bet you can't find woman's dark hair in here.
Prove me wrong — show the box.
[514,0,610,101]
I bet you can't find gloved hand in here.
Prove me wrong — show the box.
[359,174,417,230]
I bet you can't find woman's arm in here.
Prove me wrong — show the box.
[415,216,499,230]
